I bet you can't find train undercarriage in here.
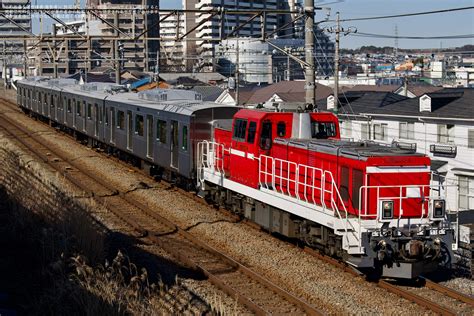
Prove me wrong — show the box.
[200,180,455,279]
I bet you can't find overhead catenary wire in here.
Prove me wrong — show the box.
[349,32,474,40]
[326,6,474,22]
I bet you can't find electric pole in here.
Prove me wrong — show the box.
[235,39,240,106]
[326,12,356,113]
[304,0,316,109]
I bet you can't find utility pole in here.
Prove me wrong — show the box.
[235,39,240,106]
[23,40,27,78]
[304,0,316,110]
[114,12,121,85]
[53,24,58,78]
[326,12,356,113]
[334,12,340,113]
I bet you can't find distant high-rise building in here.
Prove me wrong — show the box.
[182,0,334,75]
[87,0,159,71]
[0,0,31,71]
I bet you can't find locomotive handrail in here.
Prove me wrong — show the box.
[357,182,457,222]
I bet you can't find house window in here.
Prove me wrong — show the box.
[468,129,474,149]
[135,114,144,136]
[277,122,286,137]
[156,119,167,143]
[117,111,125,129]
[437,124,454,144]
[458,176,474,210]
[233,119,247,141]
[182,125,188,150]
[373,123,388,141]
[399,122,414,140]
[361,123,370,140]
[247,121,257,144]
[342,120,352,138]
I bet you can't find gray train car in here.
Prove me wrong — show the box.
[17,78,239,180]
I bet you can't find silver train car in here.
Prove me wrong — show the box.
[17,78,239,182]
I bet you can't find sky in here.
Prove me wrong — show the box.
[160,0,474,49]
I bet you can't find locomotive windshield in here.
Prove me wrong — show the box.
[311,121,337,139]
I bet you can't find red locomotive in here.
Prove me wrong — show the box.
[198,109,456,278]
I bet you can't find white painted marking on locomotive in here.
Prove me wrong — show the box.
[230,148,246,157]
[366,166,430,174]
[247,153,255,160]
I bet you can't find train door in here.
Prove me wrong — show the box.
[94,103,99,137]
[72,98,76,128]
[170,120,179,169]
[83,101,87,131]
[102,103,106,140]
[127,110,133,150]
[146,115,153,159]
[110,107,115,143]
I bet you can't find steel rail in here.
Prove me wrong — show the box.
[421,277,474,307]
[303,248,459,316]
[0,99,323,316]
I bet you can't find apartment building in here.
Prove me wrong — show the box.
[159,12,186,73]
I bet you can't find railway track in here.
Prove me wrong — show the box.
[304,248,474,315]
[0,99,323,315]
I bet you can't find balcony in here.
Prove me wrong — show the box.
[430,144,457,158]
[392,141,417,152]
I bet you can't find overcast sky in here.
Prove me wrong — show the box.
[161,0,474,49]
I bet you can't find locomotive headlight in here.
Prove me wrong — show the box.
[381,200,394,220]
[433,199,445,219]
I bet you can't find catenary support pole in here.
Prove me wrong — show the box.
[304,0,316,110]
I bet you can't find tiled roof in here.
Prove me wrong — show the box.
[229,81,333,105]
[190,86,224,102]
[320,88,474,120]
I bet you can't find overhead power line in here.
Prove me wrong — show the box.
[350,32,474,40]
[328,6,474,22]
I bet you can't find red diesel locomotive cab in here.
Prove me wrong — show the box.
[213,109,340,188]
[214,109,433,221]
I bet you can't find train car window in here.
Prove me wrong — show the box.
[233,119,247,141]
[117,111,125,129]
[311,121,337,139]
[76,101,82,117]
[105,107,109,125]
[260,121,272,150]
[135,114,144,136]
[67,99,72,113]
[87,103,92,119]
[43,93,47,104]
[247,121,257,144]
[156,120,167,143]
[50,95,54,108]
[27,89,30,99]
[352,169,363,209]
[340,166,350,202]
[277,121,286,137]
[182,125,188,151]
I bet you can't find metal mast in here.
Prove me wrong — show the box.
[304,0,316,109]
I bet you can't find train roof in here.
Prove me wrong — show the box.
[274,138,425,160]
[18,78,238,116]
